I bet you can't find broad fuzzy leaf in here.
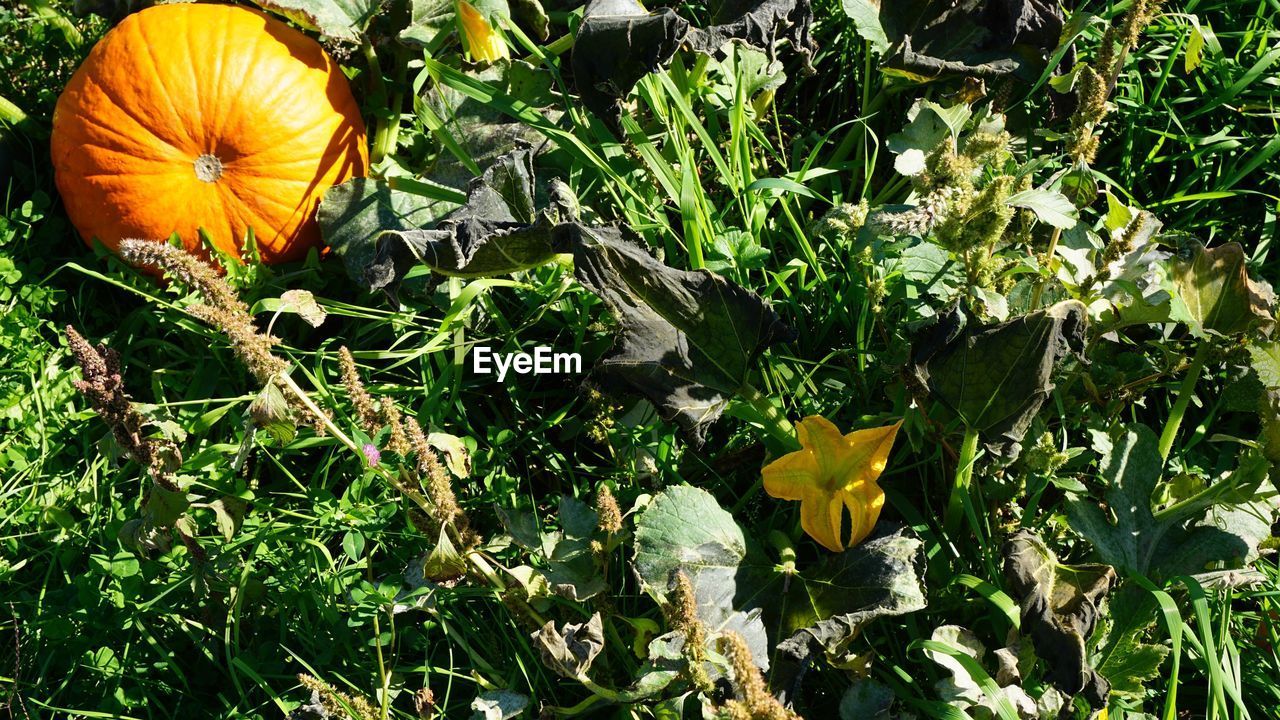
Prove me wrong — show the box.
[1065,425,1268,578]
[1003,530,1115,709]
[632,485,770,668]
[245,0,378,40]
[1169,240,1276,337]
[907,300,1087,458]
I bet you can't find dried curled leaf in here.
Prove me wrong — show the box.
[570,225,795,443]
[843,0,1065,82]
[1169,240,1275,337]
[327,148,792,442]
[907,300,1086,459]
[533,613,605,679]
[1003,530,1115,710]
[770,526,927,703]
[571,0,815,133]
[367,149,564,288]
[318,177,460,285]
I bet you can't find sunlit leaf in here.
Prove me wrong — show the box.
[1168,240,1275,337]
[907,300,1087,458]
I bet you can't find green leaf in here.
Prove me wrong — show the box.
[1169,240,1275,337]
[1065,425,1265,578]
[399,0,455,47]
[572,227,794,442]
[886,101,953,177]
[839,0,889,52]
[249,382,297,445]
[318,177,460,286]
[245,0,378,41]
[1003,530,1115,708]
[342,530,366,562]
[1095,586,1169,701]
[1006,189,1078,229]
[632,486,768,667]
[210,496,248,542]
[146,480,190,529]
[422,525,468,581]
[907,300,1087,458]
[888,240,963,302]
[1248,341,1280,388]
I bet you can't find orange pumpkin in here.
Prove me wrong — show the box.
[51,3,368,264]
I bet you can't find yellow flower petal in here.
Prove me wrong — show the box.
[800,487,845,553]
[762,416,902,552]
[761,446,820,501]
[457,0,508,63]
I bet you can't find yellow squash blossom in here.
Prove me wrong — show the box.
[762,416,902,552]
[457,0,509,64]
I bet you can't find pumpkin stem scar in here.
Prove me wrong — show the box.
[193,154,224,183]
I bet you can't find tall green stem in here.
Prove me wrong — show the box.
[739,383,799,451]
[944,426,981,538]
[1158,342,1210,461]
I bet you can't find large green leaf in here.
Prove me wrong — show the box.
[632,485,769,668]
[1064,425,1266,578]
[1003,530,1115,709]
[907,300,1087,458]
[1169,240,1275,337]
[318,178,460,285]
[245,0,378,40]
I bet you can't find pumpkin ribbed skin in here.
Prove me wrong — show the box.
[51,3,368,264]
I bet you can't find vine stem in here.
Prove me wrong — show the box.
[1158,342,1211,461]
[1030,225,1063,309]
[943,426,981,538]
[360,39,395,166]
[738,383,800,452]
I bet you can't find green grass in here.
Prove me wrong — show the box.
[3,0,1280,718]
